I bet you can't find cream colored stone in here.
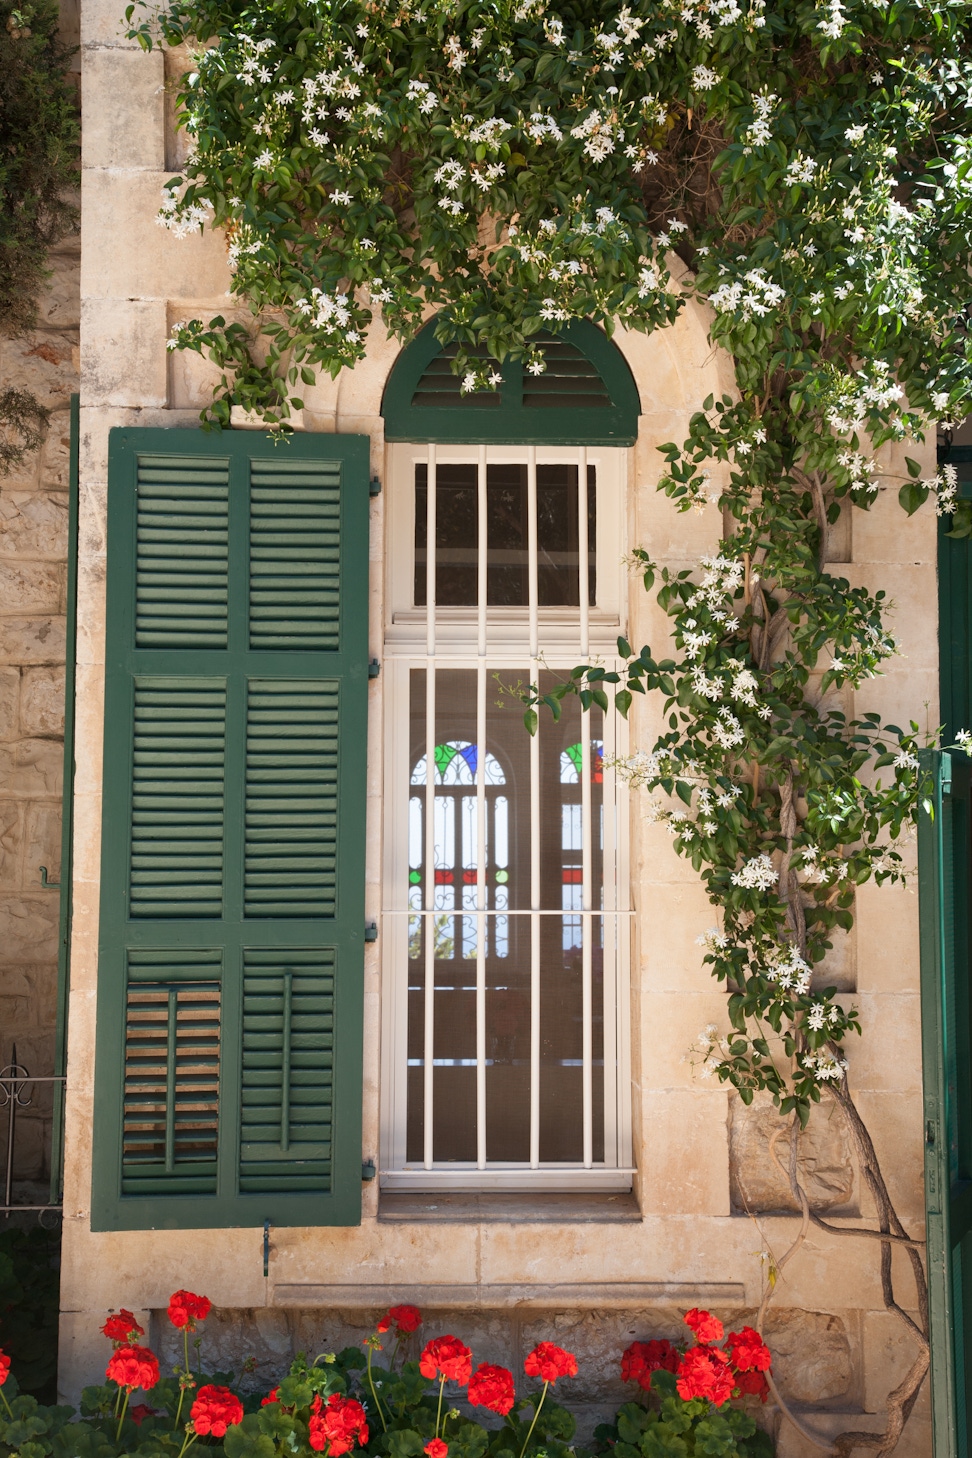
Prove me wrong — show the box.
[0,332,78,410]
[729,1093,856,1214]
[35,253,82,331]
[847,994,922,1092]
[855,881,919,994]
[39,408,75,491]
[0,738,63,797]
[82,48,164,169]
[0,491,69,559]
[765,1308,853,1404]
[0,560,64,615]
[0,612,65,664]
[0,669,19,740]
[0,895,59,963]
[80,298,168,407]
[853,482,937,566]
[24,802,62,885]
[638,1089,731,1216]
[81,172,231,300]
[0,800,24,888]
[20,666,65,737]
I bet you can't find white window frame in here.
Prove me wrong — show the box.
[379,442,633,1191]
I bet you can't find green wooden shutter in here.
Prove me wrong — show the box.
[940,447,972,747]
[919,749,972,1456]
[91,428,370,1230]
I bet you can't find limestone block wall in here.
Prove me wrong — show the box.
[0,191,79,1193]
[61,5,939,1454]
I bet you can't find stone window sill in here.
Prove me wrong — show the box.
[377,1190,642,1223]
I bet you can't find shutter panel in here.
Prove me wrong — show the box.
[919,749,972,1456]
[92,428,370,1230]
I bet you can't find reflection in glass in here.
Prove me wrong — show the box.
[406,670,605,1165]
[415,465,596,607]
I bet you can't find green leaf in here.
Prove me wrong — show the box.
[898,480,929,516]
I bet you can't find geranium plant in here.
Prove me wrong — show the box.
[0,1299,774,1458]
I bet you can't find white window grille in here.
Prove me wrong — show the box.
[380,444,632,1190]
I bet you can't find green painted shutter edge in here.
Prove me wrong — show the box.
[919,748,972,1457]
[91,427,370,1230]
[49,392,79,1205]
[381,318,641,445]
[920,749,958,1457]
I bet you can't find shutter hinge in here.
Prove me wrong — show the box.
[368,659,381,679]
[362,1159,377,1181]
[369,476,382,496]
[365,922,378,942]
[263,1218,272,1279]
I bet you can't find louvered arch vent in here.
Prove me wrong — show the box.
[382,317,640,445]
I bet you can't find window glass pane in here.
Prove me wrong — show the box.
[415,464,596,607]
[406,668,604,1165]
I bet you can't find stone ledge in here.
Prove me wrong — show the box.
[272,1282,747,1309]
[378,1191,642,1223]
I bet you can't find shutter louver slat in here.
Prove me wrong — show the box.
[239,950,334,1193]
[244,681,338,917]
[522,335,611,409]
[122,951,221,1197]
[249,459,342,650]
[130,682,226,918]
[136,456,229,648]
[411,342,500,410]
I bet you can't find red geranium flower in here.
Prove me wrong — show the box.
[683,1309,724,1345]
[620,1340,680,1390]
[168,1290,212,1331]
[676,1346,734,1406]
[419,1336,473,1386]
[468,1363,516,1415]
[733,1369,770,1403]
[726,1327,772,1373]
[425,1442,448,1458]
[105,1345,160,1392]
[0,1350,10,1386]
[190,1384,243,1437]
[261,1388,280,1407]
[308,1393,369,1455]
[377,1304,423,1336]
[523,1343,578,1384]
[129,1404,156,1426]
[102,1310,145,1343]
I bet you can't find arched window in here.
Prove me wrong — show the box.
[381,320,640,445]
[380,318,632,1191]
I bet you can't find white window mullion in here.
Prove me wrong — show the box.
[527,446,541,1170]
[578,446,594,1169]
[601,681,619,1167]
[423,443,437,1170]
[476,444,488,1170]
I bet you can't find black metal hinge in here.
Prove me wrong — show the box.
[368,659,380,679]
[362,1159,377,1181]
[365,922,378,943]
[369,476,382,496]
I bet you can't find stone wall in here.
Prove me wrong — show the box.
[0,0,80,1188]
[60,8,936,1454]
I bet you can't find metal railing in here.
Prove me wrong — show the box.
[1,1045,65,1218]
